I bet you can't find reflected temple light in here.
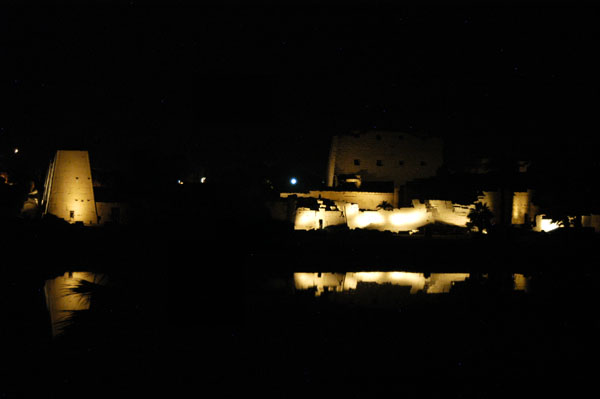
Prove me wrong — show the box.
[44,271,107,337]
[293,272,530,297]
[294,271,473,296]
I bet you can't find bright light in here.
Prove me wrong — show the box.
[354,211,384,228]
[177,180,184,185]
[13,148,19,154]
[389,210,426,226]
[290,177,297,185]
[296,210,316,227]
[200,177,206,183]
[541,218,560,232]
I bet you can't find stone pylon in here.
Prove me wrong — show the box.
[42,150,98,225]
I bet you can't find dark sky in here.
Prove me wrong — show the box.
[1,4,599,186]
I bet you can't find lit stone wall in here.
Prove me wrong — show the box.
[512,190,538,225]
[291,200,467,232]
[294,206,347,231]
[287,189,557,232]
[428,200,473,227]
[476,190,539,226]
[43,150,98,225]
[345,203,432,232]
[326,130,443,189]
[281,190,395,210]
[533,215,560,232]
[44,272,107,337]
[582,215,600,232]
[291,199,475,232]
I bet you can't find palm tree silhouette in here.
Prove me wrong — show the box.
[467,202,494,234]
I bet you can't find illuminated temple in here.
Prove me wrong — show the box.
[41,150,128,225]
[272,130,600,233]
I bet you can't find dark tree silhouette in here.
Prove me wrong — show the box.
[376,201,394,210]
[467,202,494,233]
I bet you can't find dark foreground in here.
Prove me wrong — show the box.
[245,270,600,396]
[2,221,600,397]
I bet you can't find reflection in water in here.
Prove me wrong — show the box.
[294,272,529,296]
[44,271,106,337]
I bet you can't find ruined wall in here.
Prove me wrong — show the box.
[287,189,562,233]
[43,150,98,225]
[345,203,432,232]
[428,200,473,227]
[477,190,538,226]
[294,206,347,231]
[326,130,443,189]
[281,190,394,210]
[512,190,538,225]
[582,215,600,232]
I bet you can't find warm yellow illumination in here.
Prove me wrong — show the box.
[354,211,385,228]
[42,151,98,225]
[513,274,529,291]
[388,271,422,284]
[44,272,107,337]
[426,273,469,293]
[294,210,317,230]
[389,210,427,226]
[540,218,560,232]
[354,271,385,282]
[295,271,472,296]
[293,273,315,290]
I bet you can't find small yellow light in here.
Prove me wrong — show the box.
[13,148,19,154]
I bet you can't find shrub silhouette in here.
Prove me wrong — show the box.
[467,202,493,233]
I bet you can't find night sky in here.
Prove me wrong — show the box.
[1,4,599,188]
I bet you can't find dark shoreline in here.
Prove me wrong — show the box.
[4,218,599,278]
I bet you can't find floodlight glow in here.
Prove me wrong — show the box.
[290,177,297,185]
[354,211,384,228]
[541,218,560,232]
[389,210,426,226]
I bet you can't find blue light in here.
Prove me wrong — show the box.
[290,177,297,185]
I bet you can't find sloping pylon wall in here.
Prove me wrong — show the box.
[42,150,98,225]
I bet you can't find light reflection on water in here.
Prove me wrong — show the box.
[294,271,529,297]
[44,271,106,337]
